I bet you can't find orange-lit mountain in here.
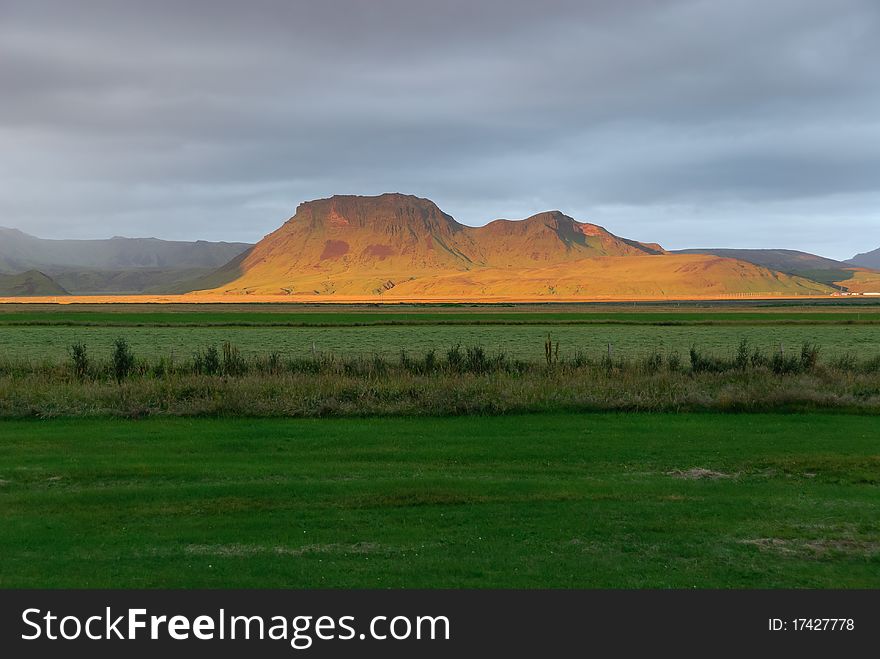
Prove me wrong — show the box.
[197,194,834,298]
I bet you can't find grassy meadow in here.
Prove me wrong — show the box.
[0,301,879,362]
[0,301,878,587]
[1,413,878,588]
[3,323,880,362]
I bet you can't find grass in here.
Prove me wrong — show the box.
[2,308,880,327]
[2,339,880,418]
[0,413,877,588]
[1,304,877,589]
[2,324,880,361]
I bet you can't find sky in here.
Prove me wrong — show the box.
[1,0,878,259]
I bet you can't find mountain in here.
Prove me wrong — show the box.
[196,193,833,298]
[849,247,880,270]
[0,270,68,297]
[673,248,847,274]
[0,227,253,293]
[676,247,880,291]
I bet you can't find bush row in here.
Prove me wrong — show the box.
[1,338,879,382]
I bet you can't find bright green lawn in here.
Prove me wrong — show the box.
[0,413,877,588]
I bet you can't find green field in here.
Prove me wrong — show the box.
[1,302,877,362]
[1,413,877,588]
[1,303,878,588]
[2,303,880,327]
[1,319,879,362]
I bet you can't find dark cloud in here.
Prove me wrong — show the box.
[0,0,878,258]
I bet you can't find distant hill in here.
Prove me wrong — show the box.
[50,267,232,295]
[159,248,253,294]
[674,247,879,291]
[0,227,252,293]
[0,270,68,297]
[849,247,880,270]
[195,193,833,298]
[673,248,847,273]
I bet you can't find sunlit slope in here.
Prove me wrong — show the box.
[834,268,880,294]
[385,255,832,298]
[200,194,834,298]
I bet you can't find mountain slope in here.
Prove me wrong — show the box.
[199,194,834,298]
[673,248,846,273]
[849,247,880,270]
[677,248,880,291]
[388,255,831,298]
[0,227,253,293]
[0,227,252,272]
[0,270,69,297]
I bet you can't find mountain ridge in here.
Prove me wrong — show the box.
[849,247,880,270]
[196,193,835,298]
[0,227,253,293]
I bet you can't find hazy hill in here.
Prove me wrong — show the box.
[197,194,833,298]
[0,227,252,293]
[0,270,69,297]
[849,247,880,270]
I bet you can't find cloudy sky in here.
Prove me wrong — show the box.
[1,0,878,259]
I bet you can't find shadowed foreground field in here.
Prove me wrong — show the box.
[1,413,877,588]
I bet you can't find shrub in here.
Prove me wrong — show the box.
[371,354,388,376]
[112,338,135,383]
[266,351,282,375]
[222,341,247,376]
[751,347,769,369]
[734,339,750,371]
[690,347,730,374]
[832,353,858,372]
[770,350,801,375]
[446,345,464,372]
[465,346,489,374]
[422,349,438,374]
[862,355,880,373]
[640,351,663,375]
[570,351,589,369]
[204,345,221,375]
[799,343,820,371]
[544,334,559,365]
[69,343,90,380]
[151,356,173,378]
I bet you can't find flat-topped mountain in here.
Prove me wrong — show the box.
[220,195,669,295]
[197,193,833,298]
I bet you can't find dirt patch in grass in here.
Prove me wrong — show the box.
[739,537,880,559]
[667,468,734,480]
[184,542,392,558]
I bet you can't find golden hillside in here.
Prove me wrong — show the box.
[198,194,834,299]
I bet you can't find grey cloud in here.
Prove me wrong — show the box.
[0,0,878,258]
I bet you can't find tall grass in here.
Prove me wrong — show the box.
[0,336,876,418]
